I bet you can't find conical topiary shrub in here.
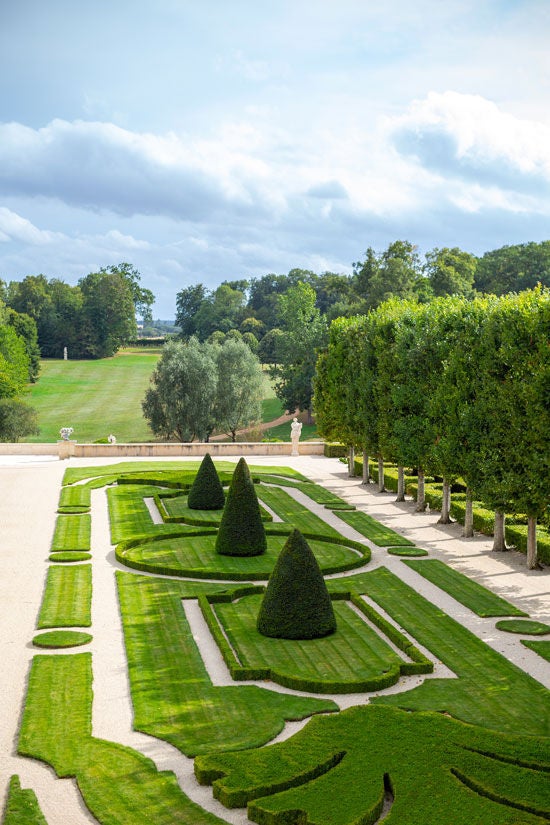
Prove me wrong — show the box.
[257,529,337,639]
[215,457,267,556]
[187,453,225,510]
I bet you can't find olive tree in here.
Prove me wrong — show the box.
[142,338,217,442]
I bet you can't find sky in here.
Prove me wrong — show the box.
[1,0,549,318]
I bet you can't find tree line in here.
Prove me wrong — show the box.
[313,288,550,569]
[1,263,153,360]
[175,240,550,348]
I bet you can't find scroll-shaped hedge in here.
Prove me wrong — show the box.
[216,457,266,557]
[257,529,336,639]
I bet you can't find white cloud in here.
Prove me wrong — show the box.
[389,91,550,192]
[0,207,62,245]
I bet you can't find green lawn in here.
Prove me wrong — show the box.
[16,461,550,825]
[24,349,161,443]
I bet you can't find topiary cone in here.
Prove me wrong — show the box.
[215,457,267,556]
[188,453,225,510]
[257,529,336,639]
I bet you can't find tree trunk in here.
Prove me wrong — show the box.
[462,487,474,538]
[348,445,355,478]
[377,456,385,492]
[438,478,452,524]
[415,468,426,512]
[527,516,538,570]
[396,465,405,502]
[362,449,370,485]
[492,511,507,551]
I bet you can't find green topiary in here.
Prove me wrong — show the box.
[257,529,336,639]
[187,453,225,510]
[215,457,267,556]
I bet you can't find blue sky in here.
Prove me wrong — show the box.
[1,0,549,317]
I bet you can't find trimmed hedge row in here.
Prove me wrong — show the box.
[353,457,550,565]
[199,589,431,693]
[349,592,433,676]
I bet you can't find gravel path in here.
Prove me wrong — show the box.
[1,453,548,824]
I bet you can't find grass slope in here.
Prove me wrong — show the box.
[24,349,160,442]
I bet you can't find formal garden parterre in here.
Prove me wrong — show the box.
[5,456,550,825]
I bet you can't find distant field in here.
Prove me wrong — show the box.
[22,349,311,444]
[23,348,161,443]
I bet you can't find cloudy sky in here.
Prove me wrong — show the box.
[1,1,549,317]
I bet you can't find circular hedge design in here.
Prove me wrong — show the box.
[495,620,550,636]
[33,630,92,648]
[117,530,369,580]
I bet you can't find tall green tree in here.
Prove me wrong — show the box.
[424,247,477,297]
[142,338,217,442]
[213,338,264,442]
[175,283,207,338]
[271,282,327,419]
[99,262,155,322]
[0,323,31,399]
[475,241,550,295]
[78,270,137,357]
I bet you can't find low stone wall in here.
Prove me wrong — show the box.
[1,441,325,459]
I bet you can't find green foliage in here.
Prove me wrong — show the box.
[0,398,39,441]
[216,458,267,556]
[271,281,328,415]
[187,453,225,510]
[212,337,263,441]
[196,704,550,825]
[475,240,550,294]
[142,337,217,441]
[0,322,30,398]
[3,776,48,825]
[257,529,336,639]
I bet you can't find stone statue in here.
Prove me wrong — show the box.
[108,434,117,444]
[59,426,74,441]
[290,417,302,456]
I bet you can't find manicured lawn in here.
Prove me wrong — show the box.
[117,532,364,580]
[404,558,528,617]
[24,349,161,443]
[196,704,550,825]
[211,593,415,692]
[50,513,91,552]
[16,461,550,825]
[37,564,92,628]
[116,572,336,756]
[18,654,224,825]
[334,509,415,546]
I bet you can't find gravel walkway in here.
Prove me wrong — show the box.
[0,453,548,824]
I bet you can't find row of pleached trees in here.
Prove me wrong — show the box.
[313,287,550,569]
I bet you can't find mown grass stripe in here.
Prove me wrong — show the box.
[37,564,92,628]
[403,559,528,617]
